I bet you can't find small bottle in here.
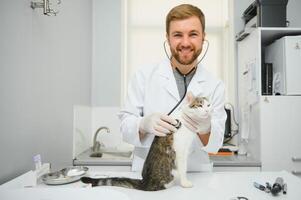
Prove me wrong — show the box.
[33,154,42,170]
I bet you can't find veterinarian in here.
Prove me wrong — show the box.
[119,4,227,172]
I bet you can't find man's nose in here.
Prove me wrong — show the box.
[180,35,191,47]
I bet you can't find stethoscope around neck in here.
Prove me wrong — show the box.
[163,39,209,116]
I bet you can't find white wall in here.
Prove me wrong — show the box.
[0,0,92,184]
[92,0,122,107]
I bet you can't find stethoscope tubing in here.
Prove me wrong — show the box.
[164,40,209,116]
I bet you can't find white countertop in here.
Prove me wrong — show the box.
[1,169,301,200]
[73,154,261,167]
[210,154,261,167]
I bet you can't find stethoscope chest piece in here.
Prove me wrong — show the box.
[174,119,182,129]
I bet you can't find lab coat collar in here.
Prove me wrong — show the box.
[157,59,180,101]
[156,59,207,101]
[157,59,207,81]
[193,63,207,83]
[188,63,208,97]
[156,58,173,78]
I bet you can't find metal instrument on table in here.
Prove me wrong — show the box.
[253,177,287,195]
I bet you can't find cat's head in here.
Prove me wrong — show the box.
[185,92,211,118]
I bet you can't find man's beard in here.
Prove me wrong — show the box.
[171,46,202,65]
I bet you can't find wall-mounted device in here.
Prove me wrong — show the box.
[30,0,61,16]
[265,35,301,95]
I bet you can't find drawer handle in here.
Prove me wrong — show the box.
[292,170,301,175]
[292,157,301,162]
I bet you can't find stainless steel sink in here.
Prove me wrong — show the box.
[89,148,132,158]
[73,147,133,166]
[73,126,134,166]
[90,152,103,157]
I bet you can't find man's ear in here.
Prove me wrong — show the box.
[166,33,170,45]
[186,91,194,103]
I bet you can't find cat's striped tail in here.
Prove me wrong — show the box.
[81,177,142,190]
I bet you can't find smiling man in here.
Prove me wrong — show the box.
[167,14,205,70]
[119,4,226,172]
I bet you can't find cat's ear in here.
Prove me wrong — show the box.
[186,91,195,103]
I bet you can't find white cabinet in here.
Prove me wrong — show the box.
[260,96,301,175]
[237,28,301,176]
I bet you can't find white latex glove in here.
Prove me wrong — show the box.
[181,105,211,135]
[139,113,178,137]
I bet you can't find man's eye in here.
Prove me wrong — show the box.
[190,33,198,37]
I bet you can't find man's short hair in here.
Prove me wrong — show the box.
[166,4,205,34]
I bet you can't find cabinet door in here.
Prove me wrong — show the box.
[285,37,301,95]
[260,96,301,173]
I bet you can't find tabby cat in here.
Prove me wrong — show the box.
[81,93,211,191]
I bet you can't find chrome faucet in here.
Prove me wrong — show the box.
[92,126,110,152]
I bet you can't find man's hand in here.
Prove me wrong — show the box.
[181,106,211,135]
[139,113,178,137]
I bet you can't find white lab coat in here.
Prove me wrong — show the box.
[119,58,226,172]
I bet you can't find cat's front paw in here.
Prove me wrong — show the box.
[180,179,193,188]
